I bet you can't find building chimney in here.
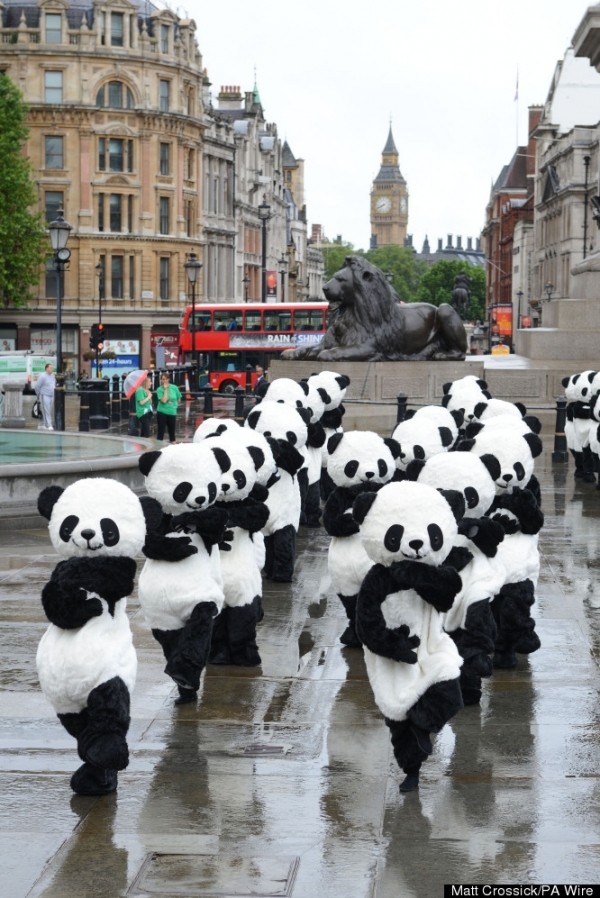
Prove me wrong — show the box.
[456,235,463,250]
[218,85,243,109]
[446,234,453,249]
[476,237,482,252]
[437,238,443,252]
[467,237,473,250]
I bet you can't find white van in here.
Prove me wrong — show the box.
[0,351,57,393]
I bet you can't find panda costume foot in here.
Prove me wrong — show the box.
[174,685,198,705]
[339,624,362,648]
[513,631,541,654]
[80,732,129,771]
[493,649,517,669]
[399,765,421,793]
[70,762,118,796]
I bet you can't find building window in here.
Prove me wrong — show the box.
[127,195,133,232]
[159,143,170,176]
[159,80,169,112]
[186,148,194,180]
[127,140,133,172]
[160,24,169,53]
[45,259,58,298]
[110,194,122,232]
[100,11,106,45]
[44,71,63,104]
[95,82,134,110]
[129,256,135,298]
[45,190,64,223]
[98,193,104,231]
[159,197,169,234]
[45,136,64,169]
[111,256,124,298]
[45,14,62,44]
[111,13,124,47]
[159,257,169,299]
[184,199,193,237]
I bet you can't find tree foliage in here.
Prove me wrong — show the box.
[321,241,359,282]
[364,245,427,304]
[414,259,485,321]
[0,74,47,308]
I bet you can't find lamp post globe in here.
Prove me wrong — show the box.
[544,281,554,302]
[184,252,203,390]
[242,275,250,303]
[47,210,72,431]
[258,197,271,303]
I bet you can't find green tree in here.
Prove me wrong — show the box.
[321,241,362,281]
[0,74,47,308]
[364,244,426,304]
[414,259,485,321]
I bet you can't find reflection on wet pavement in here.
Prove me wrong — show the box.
[1,446,600,897]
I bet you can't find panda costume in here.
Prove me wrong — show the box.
[323,430,400,647]
[409,452,505,705]
[392,415,455,476]
[209,433,270,666]
[353,481,465,793]
[36,478,153,796]
[138,443,229,703]
[245,400,309,582]
[401,405,462,447]
[457,422,544,669]
[306,371,351,502]
[562,371,597,483]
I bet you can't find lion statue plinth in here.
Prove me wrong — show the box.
[281,255,468,362]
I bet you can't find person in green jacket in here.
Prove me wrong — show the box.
[135,374,153,438]
[156,372,182,444]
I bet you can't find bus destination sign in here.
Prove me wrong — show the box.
[229,333,322,349]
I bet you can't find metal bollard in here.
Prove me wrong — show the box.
[111,375,121,422]
[245,364,253,394]
[552,396,568,463]
[121,375,128,420]
[396,392,408,424]
[127,394,139,436]
[203,384,214,417]
[54,373,65,432]
[234,384,246,420]
[78,386,90,432]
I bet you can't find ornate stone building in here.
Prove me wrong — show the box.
[370,126,409,248]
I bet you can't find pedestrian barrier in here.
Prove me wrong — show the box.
[111,375,121,423]
[234,385,246,421]
[202,384,214,417]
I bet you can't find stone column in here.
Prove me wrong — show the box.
[1,382,26,428]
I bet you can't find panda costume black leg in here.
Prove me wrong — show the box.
[153,601,218,702]
[491,578,540,668]
[264,524,297,583]
[337,593,362,648]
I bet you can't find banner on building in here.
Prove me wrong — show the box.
[266,271,278,298]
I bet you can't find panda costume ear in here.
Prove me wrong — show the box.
[297,407,311,425]
[438,426,454,448]
[588,371,598,382]
[38,485,64,521]
[523,432,543,458]
[477,379,489,391]
[298,380,310,395]
[247,446,265,470]
[383,437,401,460]
[514,402,527,416]
[327,432,344,455]
[405,459,425,481]
[561,376,570,388]
[473,401,488,419]
[352,490,378,524]
[211,446,232,472]
[336,374,351,389]
[438,488,465,523]
[442,382,452,395]
[246,410,260,430]
[403,408,416,420]
[139,496,163,532]
[139,450,162,477]
[572,374,580,384]
[479,453,501,481]
[524,415,542,435]
[441,395,451,408]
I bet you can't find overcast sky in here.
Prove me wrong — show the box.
[185,0,595,251]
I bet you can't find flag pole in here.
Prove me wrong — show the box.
[515,66,519,147]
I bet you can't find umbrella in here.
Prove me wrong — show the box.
[123,369,149,399]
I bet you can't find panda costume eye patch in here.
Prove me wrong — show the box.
[173,482,193,503]
[413,445,425,460]
[427,524,444,551]
[384,524,404,552]
[514,462,525,481]
[344,460,359,478]
[100,518,120,546]
[233,470,247,490]
[59,515,79,542]
[377,459,388,477]
[464,487,479,509]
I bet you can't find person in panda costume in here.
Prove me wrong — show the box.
[392,414,455,476]
[36,478,154,795]
[353,481,465,793]
[306,371,351,502]
[457,420,544,669]
[297,379,327,527]
[562,371,598,483]
[137,443,229,703]
[208,433,270,666]
[408,452,506,705]
[245,400,309,582]
[323,430,400,647]
[400,405,462,447]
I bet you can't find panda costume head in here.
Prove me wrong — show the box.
[208,433,264,502]
[353,481,464,568]
[38,477,147,559]
[408,405,461,445]
[306,371,350,411]
[327,430,399,487]
[410,452,499,519]
[561,370,598,403]
[457,427,542,495]
[299,380,327,424]
[465,412,541,442]
[441,376,490,422]
[193,417,241,443]
[139,443,223,513]
[245,399,309,450]
[392,416,454,471]
[257,377,311,413]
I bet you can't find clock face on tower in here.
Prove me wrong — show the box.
[400,197,407,214]
[376,196,392,213]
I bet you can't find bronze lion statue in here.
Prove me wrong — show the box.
[281,255,468,362]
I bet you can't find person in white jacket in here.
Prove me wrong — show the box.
[34,363,56,430]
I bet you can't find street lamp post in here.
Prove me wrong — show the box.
[47,210,72,431]
[184,251,202,391]
[95,259,105,378]
[516,289,523,329]
[242,275,250,303]
[278,255,287,303]
[258,197,272,304]
[544,280,554,303]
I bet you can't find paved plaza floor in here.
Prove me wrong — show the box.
[1,438,600,897]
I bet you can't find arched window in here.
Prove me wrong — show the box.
[96,81,134,109]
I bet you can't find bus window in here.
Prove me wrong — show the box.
[244,310,262,331]
[214,310,241,331]
[264,310,291,331]
[190,311,211,331]
[293,309,324,331]
[215,351,241,371]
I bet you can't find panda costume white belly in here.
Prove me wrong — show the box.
[495,531,540,586]
[37,596,137,715]
[363,588,462,722]
[263,471,301,535]
[443,535,506,634]
[219,526,263,608]
[328,530,373,598]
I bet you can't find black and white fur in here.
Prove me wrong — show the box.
[306,371,351,501]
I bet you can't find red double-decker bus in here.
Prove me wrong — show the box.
[179,302,328,393]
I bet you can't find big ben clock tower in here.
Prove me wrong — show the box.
[370,126,409,247]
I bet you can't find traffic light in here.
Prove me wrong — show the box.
[90,323,105,351]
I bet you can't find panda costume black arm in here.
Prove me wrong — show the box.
[323,481,382,537]
[270,438,305,477]
[216,498,269,534]
[320,406,345,430]
[41,556,137,628]
[491,488,544,535]
[388,559,462,613]
[306,421,326,449]
[356,564,422,663]
[170,505,230,549]
[457,517,505,557]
